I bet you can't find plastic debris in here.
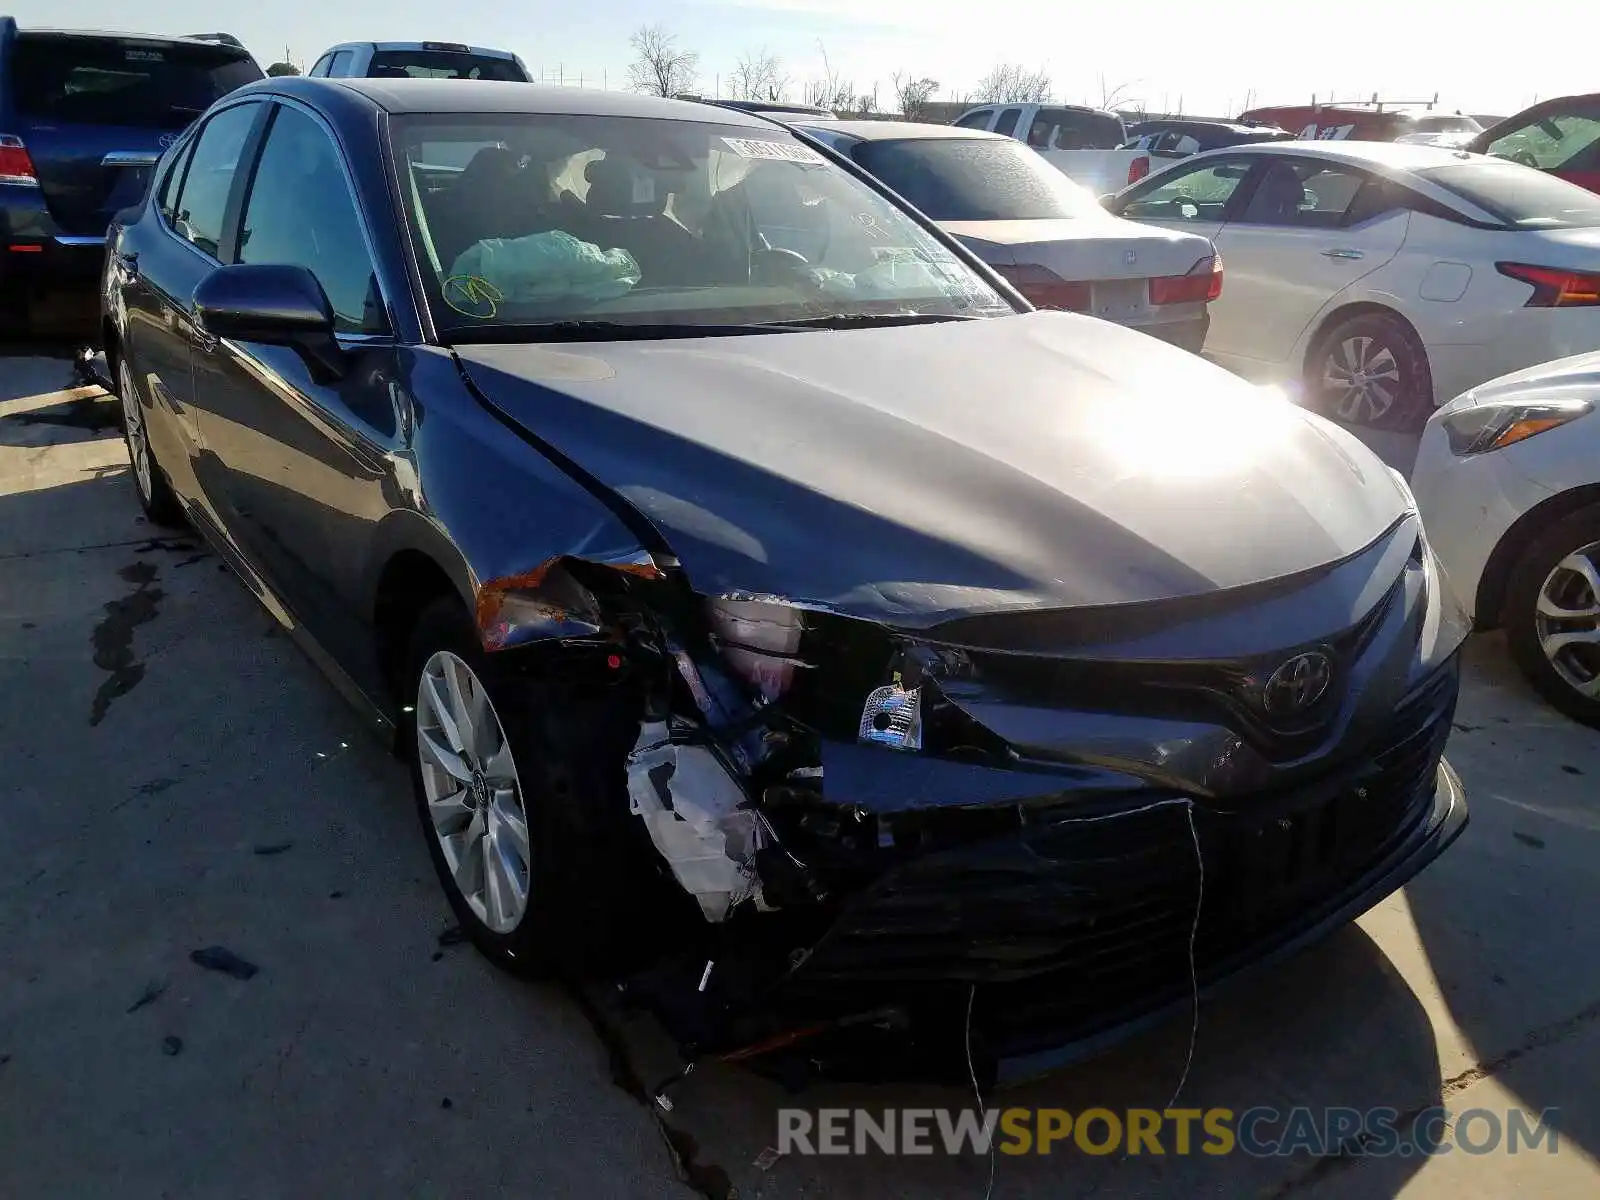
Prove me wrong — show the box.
[627,722,762,922]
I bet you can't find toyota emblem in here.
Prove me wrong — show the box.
[158,132,179,149]
[1262,651,1333,717]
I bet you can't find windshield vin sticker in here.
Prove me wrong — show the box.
[720,137,826,165]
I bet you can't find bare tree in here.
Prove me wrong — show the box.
[802,41,856,113]
[626,25,699,98]
[892,71,940,121]
[1097,74,1143,111]
[975,63,1051,104]
[730,48,786,102]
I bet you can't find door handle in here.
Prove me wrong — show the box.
[1322,248,1364,260]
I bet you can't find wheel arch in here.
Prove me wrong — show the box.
[1475,484,1600,630]
[1301,300,1426,379]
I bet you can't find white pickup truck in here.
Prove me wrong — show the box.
[952,103,1151,197]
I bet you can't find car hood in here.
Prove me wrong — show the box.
[1439,346,1600,415]
[455,311,1412,627]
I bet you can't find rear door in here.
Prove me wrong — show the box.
[2,32,261,236]
[1206,156,1408,369]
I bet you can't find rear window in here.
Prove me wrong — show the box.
[10,35,261,129]
[854,137,1103,222]
[1420,162,1600,229]
[368,50,526,81]
[1025,107,1127,151]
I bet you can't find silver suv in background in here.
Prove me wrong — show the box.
[307,41,529,82]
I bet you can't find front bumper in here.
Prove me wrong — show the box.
[659,652,1465,1086]
[991,756,1465,1085]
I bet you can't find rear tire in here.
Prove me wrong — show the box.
[1306,311,1434,432]
[401,598,659,978]
[1504,505,1600,729]
[115,352,184,527]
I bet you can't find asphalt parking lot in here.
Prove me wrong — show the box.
[2,350,1598,1199]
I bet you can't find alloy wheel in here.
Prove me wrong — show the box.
[119,359,153,502]
[415,650,532,933]
[1322,335,1402,424]
[1535,540,1600,700]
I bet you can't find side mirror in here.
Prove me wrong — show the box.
[193,263,347,382]
[1099,193,1117,210]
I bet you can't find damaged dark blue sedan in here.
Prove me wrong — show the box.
[102,77,1468,1085]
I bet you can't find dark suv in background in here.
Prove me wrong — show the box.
[0,19,261,333]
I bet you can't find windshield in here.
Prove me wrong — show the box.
[11,35,260,129]
[853,136,1103,221]
[369,50,526,81]
[1416,114,1481,133]
[390,113,1013,336]
[1421,162,1600,228]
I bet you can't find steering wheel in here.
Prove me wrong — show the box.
[1508,148,1540,168]
[750,246,812,285]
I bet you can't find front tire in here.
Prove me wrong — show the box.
[116,353,184,527]
[1504,506,1600,729]
[1306,312,1434,432]
[401,598,655,977]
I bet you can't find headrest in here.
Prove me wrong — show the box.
[585,155,657,215]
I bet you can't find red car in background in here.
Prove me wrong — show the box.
[1466,94,1600,195]
[1237,103,1416,142]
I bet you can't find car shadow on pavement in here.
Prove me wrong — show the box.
[1390,636,1600,1175]
[594,919,1443,1198]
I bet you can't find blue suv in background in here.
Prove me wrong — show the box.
[0,19,261,334]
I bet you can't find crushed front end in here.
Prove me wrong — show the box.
[527,514,1469,1085]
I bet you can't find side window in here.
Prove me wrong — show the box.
[171,102,260,257]
[1484,106,1600,171]
[236,105,387,334]
[995,107,1023,138]
[953,109,994,131]
[1118,158,1253,222]
[157,137,197,224]
[309,54,332,77]
[329,50,354,77]
[1239,159,1368,227]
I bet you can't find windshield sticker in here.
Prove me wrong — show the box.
[442,275,503,319]
[720,137,827,166]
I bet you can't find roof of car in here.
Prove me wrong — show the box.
[318,40,519,58]
[13,26,251,49]
[251,77,776,125]
[791,119,1007,141]
[1195,139,1482,171]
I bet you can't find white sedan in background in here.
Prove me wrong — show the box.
[794,120,1220,352]
[1110,141,1600,429]
[1412,351,1600,726]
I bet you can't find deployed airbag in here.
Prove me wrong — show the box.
[450,232,641,306]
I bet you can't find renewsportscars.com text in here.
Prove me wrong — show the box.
[777,1106,1561,1158]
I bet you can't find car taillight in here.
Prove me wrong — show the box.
[0,134,38,186]
[993,263,1092,311]
[1496,262,1600,307]
[1149,254,1224,305]
[1127,155,1151,185]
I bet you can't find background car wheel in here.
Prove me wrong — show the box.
[115,355,184,527]
[402,598,667,978]
[1306,312,1434,432]
[1504,506,1600,729]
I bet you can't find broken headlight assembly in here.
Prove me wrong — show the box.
[704,597,926,751]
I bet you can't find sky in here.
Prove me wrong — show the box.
[12,0,1586,119]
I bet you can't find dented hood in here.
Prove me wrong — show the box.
[455,311,1412,626]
